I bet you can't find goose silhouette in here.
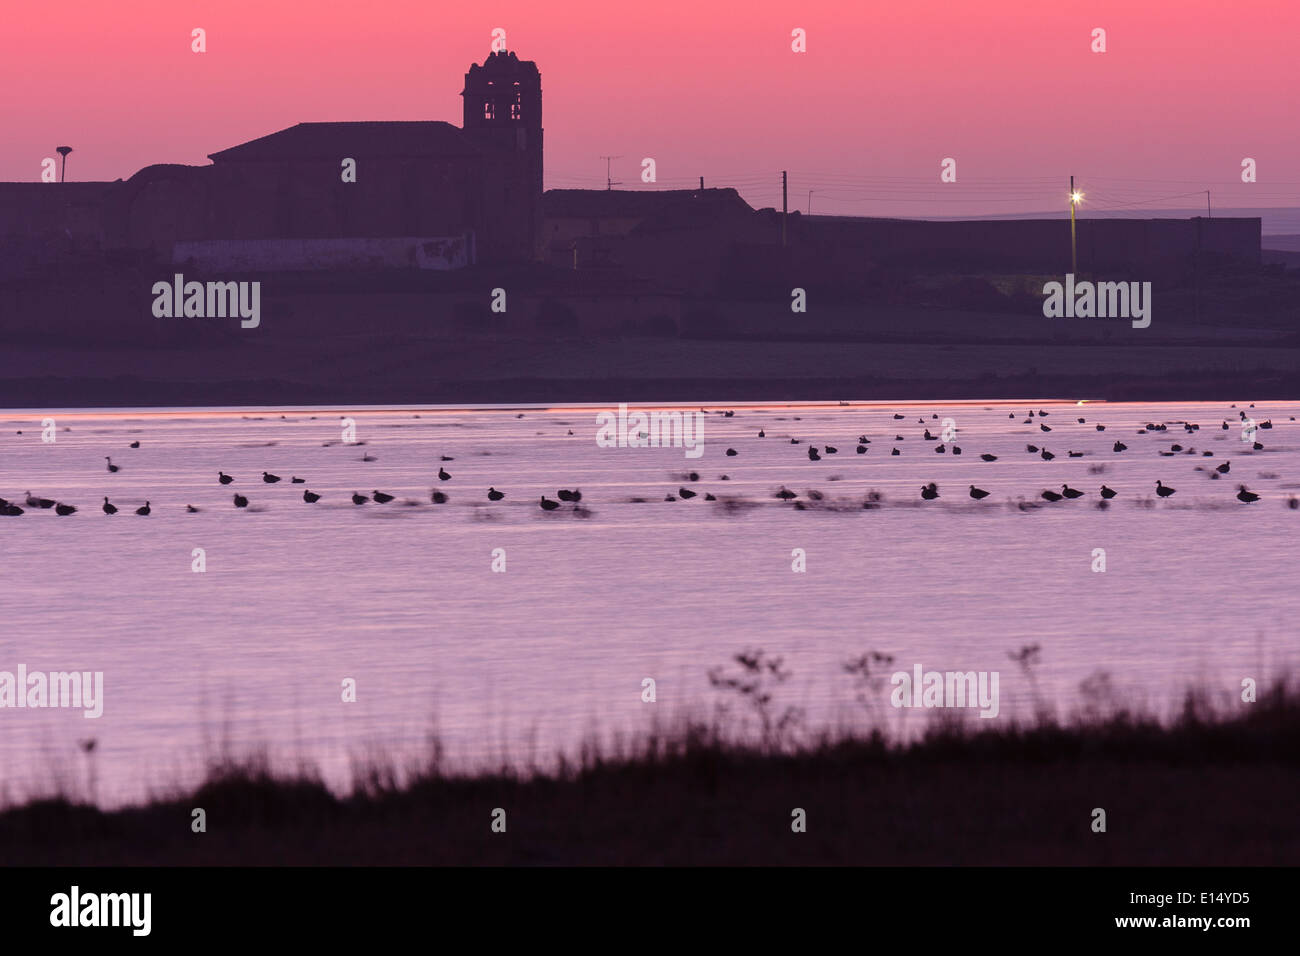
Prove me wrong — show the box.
[1068,451,1083,458]
[0,503,23,516]
[291,477,305,483]
[678,487,697,499]
[952,446,961,455]
[303,490,321,503]
[1041,490,1063,502]
[807,446,821,461]
[726,448,738,456]
[351,492,368,505]
[438,468,452,481]
[136,501,151,515]
[1096,425,1106,431]
[1216,461,1230,474]
[219,472,234,485]
[981,454,997,461]
[775,487,797,500]
[1236,485,1260,503]
[758,429,765,437]
[487,487,505,501]
[920,483,939,500]
[25,491,54,509]
[1113,441,1127,452]
[55,502,76,516]
[1040,423,1051,432]
[856,445,867,454]
[1061,485,1084,499]
[704,493,716,501]
[102,497,117,515]
[440,455,455,461]
[1041,449,1055,461]
[935,443,945,453]
[891,448,900,456]
[262,472,281,483]
[1026,444,1038,452]
[431,491,448,504]
[233,494,248,508]
[361,453,377,462]
[557,489,582,502]
[923,430,935,440]
[824,445,838,454]
[372,490,395,504]
[1156,480,1176,498]
[539,496,560,511]
[969,485,990,500]
[893,414,904,419]
[105,457,119,473]
[1100,485,1117,499]
[186,505,200,513]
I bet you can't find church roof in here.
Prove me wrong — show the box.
[208,121,483,162]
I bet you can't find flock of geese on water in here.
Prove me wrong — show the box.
[3,404,1297,518]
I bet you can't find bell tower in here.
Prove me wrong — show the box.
[462,51,543,261]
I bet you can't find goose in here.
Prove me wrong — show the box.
[1026,444,1038,453]
[1061,485,1084,499]
[824,445,838,454]
[25,491,55,509]
[557,489,582,502]
[980,453,998,462]
[807,446,821,461]
[303,490,321,503]
[186,505,200,513]
[774,487,798,501]
[438,468,452,481]
[441,455,455,461]
[1171,444,1183,452]
[1038,410,1049,416]
[858,436,870,444]
[1095,424,1106,431]
[219,472,234,484]
[758,429,765,437]
[0,503,23,516]
[1215,461,1230,474]
[105,457,119,473]
[1113,441,1127,452]
[952,446,962,455]
[431,491,448,504]
[487,487,505,501]
[687,473,699,482]
[969,485,990,500]
[664,494,677,502]
[351,492,368,505]
[1041,489,1063,502]
[726,448,738,456]
[920,483,939,501]
[539,496,561,511]
[678,487,697,499]
[136,501,151,515]
[1041,449,1055,461]
[893,413,905,419]
[291,476,305,483]
[372,490,395,504]
[1077,418,1086,424]
[361,453,377,462]
[1040,423,1051,432]
[102,497,118,515]
[856,445,867,454]
[1155,480,1176,498]
[129,440,140,448]
[233,494,248,508]
[55,503,76,516]
[1236,486,1260,503]
[891,448,900,456]
[262,472,281,483]
[1068,451,1083,458]
[923,429,935,441]
[704,493,716,501]
[935,443,946,453]
[1100,485,1117,499]
[1253,442,1264,450]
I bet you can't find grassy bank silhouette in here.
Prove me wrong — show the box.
[2,657,1296,865]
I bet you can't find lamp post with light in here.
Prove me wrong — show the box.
[1069,176,1084,274]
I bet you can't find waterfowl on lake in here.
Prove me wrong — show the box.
[105,457,119,473]
[1041,489,1063,502]
[303,490,321,503]
[1061,485,1084,499]
[980,454,997,461]
[438,468,452,481]
[1100,485,1117,499]
[372,490,395,504]
[291,476,305,483]
[678,487,697,499]
[1156,480,1176,498]
[219,472,234,484]
[25,491,54,509]
[1236,486,1260,503]
[136,501,151,515]
[233,494,248,508]
[539,496,560,511]
[969,485,990,500]
[351,492,368,505]
[807,446,821,461]
[1113,441,1127,452]
[1216,461,1230,474]
[186,505,200,513]
[102,497,117,514]
[920,483,939,500]
[129,441,140,448]
[263,472,281,483]
[55,502,76,516]
[487,487,505,501]
[431,491,448,504]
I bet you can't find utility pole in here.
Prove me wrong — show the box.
[1206,189,1212,217]
[808,191,814,215]
[699,176,704,190]
[782,170,788,247]
[600,155,622,191]
[1069,175,1078,275]
[57,146,73,183]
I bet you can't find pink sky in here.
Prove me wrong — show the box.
[4,0,1297,217]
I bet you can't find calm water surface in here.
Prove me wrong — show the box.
[1,400,1296,806]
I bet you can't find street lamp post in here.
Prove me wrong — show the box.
[1069,176,1084,274]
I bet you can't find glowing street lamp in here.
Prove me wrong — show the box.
[1069,176,1084,274]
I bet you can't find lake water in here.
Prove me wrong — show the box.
[1,400,1297,807]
